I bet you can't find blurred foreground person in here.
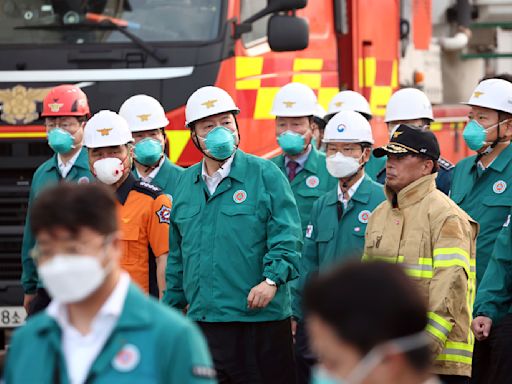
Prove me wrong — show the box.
[4,183,215,384]
[304,262,438,384]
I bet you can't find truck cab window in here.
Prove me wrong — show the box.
[0,0,222,44]
[240,0,269,47]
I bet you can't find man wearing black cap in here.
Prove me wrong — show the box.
[362,124,478,383]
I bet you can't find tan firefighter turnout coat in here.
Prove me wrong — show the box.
[363,173,478,377]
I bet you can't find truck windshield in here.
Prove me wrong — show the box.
[0,0,222,44]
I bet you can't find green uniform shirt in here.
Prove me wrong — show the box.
[450,144,512,285]
[294,175,385,318]
[163,150,302,322]
[134,157,183,199]
[473,209,512,324]
[4,284,216,384]
[21,147,94,294]
[365,152,386,182]
[271,146,337,233]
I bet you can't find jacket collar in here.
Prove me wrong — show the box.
[487,143,512,172]
[325,174,373,206]
[116,173,136,205]
[151,157,172,188]
[35,283,151,338]
[385,173,437,208]
[303,145,321,173]
[46,147,90,172]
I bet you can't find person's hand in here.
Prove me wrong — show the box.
[472,316,493,341]
[247,281,277,309]
[291,318,298,343]
[23,294,35,314]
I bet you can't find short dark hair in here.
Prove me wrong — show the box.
[304,261,430,371]
[30,183,118,236]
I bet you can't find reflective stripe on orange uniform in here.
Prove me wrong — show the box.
[115,174,170,294]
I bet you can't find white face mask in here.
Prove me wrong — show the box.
[313,331,430,384]
[93,157,125,185]
[326,152,361,179]
[38,254,110,304]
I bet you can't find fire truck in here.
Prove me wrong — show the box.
[0,0,510,333]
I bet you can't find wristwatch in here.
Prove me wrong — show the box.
[265,278,277,287]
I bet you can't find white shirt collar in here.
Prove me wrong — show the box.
[284,144,312,169]
[337,174,365,209]
[137,156,165,183]
[47,272,130,330]
[57,149,82,178]
[201,155,234,195]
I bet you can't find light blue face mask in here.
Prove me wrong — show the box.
[463,120,489,151]
[202,126,236,160]
[134,138,163,166]
[278,130,306,155]
[47,128,75,154]
[310,331,430,384]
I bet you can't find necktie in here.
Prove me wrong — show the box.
[287,161,299,182]
[337,201,343,221]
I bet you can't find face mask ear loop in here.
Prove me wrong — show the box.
[192,125,236,163]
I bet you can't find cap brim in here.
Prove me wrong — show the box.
[373,143,417,158]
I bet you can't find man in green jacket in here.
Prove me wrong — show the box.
[119,94,183,198]
[163,86,302,383]
[21,84,93,316]
[472,209,512,383]
[294,110,385,384]
[270,82,337,234]
[450,78,512,383]
[5,183,215,384]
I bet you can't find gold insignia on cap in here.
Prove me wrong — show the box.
[137,114,151,122]
[48,102,64,113]
[335,101,344,107]
[392,131,403,138]
[202,99,218,109]
[97,128,113,136]
[473,91,484,98]
[283,101,296,108]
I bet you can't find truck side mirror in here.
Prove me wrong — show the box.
[267,14,309,51]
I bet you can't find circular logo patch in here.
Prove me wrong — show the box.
[306,176,320,188]
[233,190,247,204]
[112,344,140,372]
[493,180,507,194]
[358,210,371,224]
[337,123,346,133]
[78,176,90,184]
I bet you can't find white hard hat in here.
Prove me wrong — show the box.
[463,78,512,114]
[185,86,240,127]
[326,90,372,119]
[323,110,374,144]
[271,82,318,117]
[119,94,169,132]
[385,88,433,123]
[313,104,327,121]
[83,110,134,148]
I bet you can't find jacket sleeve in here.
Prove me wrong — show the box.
[20,186,38,294]
[293,202,321,320]
[262,164,302,286]
[427,215,475,356]
[162,213,187,308]
[160,321,217,383]
[473,214,512,323]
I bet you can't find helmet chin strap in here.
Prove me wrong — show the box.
[476,122,503,163]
